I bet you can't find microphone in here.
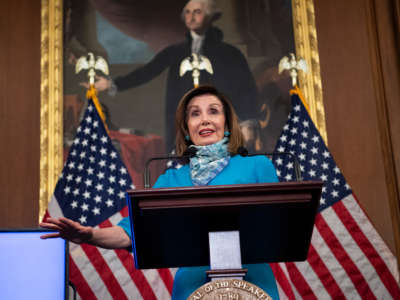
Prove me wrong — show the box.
[236,146,248,157]
[183,146,198,158]
[237,147,303,181]
[143,148,198,188]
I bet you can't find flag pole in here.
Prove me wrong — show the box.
[75,52,110,133]
[290,85,311,115]
[86,84,109,133]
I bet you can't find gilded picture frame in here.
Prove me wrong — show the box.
[40,0,325,219]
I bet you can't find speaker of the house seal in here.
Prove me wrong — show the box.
[186,279,273,300]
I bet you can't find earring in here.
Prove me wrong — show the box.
[224,131,230,137]
[185,135,190,141]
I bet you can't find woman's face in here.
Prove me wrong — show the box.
[186,94,226,146]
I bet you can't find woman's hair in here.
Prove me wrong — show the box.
[175,85,244,156]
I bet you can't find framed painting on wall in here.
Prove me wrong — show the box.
[40,0,325,217]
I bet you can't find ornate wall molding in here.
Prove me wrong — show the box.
[40,0,63,220]
[39,0,327,216]
[292,0,327,143]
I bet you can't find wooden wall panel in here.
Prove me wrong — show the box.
[314,0,399,255]
[369,0,400,259]
[0,0,41,227]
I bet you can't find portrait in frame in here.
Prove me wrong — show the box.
[40,0,325,218]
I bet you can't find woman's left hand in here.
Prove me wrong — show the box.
[40,217,93,244]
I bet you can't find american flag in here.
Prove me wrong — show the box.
[270,87,400,299]
[46,99,175,299]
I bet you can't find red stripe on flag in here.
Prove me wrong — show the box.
[333,199,400,299]
[114,249,158,300]
[285,262,317,299]
[307,244,345,299]
[120,206,129,217]
[69,255,97,299]
[269,263,296,300]
[158,268,174,294]
[81,243,129,300]
[42,210,50,222]
[99,219,158,300]
[315,214,376,299]
[111,208,174,296]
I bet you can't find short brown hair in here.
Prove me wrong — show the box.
[175,85,244,156]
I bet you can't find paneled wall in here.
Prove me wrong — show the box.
[0,0,41,227]
[314,0,400,256]
[0,0,398,264]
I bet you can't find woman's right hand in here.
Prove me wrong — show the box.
[40,217,93,244]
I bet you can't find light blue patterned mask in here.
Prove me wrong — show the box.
[189,137,230,186]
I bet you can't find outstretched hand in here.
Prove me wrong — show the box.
[40,217,93,244]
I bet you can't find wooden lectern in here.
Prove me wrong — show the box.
[126,181,322,272]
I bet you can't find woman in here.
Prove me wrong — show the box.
[41,85,280,299]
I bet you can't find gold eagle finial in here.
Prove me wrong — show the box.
[75,52,109,85]
[179,53,213,87]
[279,53,308,87]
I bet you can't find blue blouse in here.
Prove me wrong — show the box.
[118,155,280,300]
[153,154,278,188]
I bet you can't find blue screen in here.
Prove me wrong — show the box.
[0,230,66,300]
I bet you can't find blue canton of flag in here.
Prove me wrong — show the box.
[166,149,184,170]
[53,100,135,227]
[273,92,352,212]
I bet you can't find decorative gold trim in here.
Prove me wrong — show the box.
[292,0,327,144]
[39,0,327,216]
[40,0,63,221]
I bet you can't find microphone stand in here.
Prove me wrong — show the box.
[143,155,183,188]
[143,148,197,188]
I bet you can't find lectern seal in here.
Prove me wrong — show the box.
[187,279,273,300]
